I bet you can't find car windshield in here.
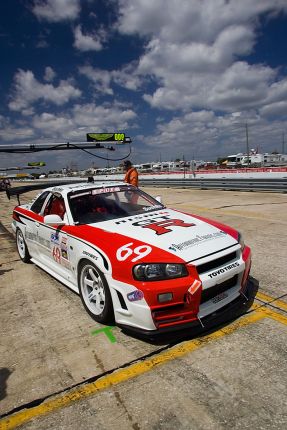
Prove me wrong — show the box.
[68,185,164,224]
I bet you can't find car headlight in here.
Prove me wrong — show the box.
[238,232,245,251]
[133,263,188,281]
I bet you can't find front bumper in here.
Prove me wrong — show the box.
[118,276,259,341]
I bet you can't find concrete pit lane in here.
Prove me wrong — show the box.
[0,186,286,429]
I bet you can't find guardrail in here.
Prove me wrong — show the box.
[139,177,287,193]
[3,176,287,194]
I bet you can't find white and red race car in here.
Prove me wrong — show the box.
[11,181,258,337]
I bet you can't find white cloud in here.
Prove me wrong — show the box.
[32,112,74,134]
[118,0,287,42]
[73,25,106,52]
[139,109,286,161]
[8,70,81,111]
[79,66,113,95]
[117,0,287,114]
[44,66,56,82]
[18,103,137,140]
[0,122,35,141]
[79,63,143,95]
[207,62,276,111]
[32,0,80,22]
[72,103,137,129]
[112,63,142,91]
[260,101,287,118]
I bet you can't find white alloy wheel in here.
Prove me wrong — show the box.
[16,229,30,263]
[79,261,113,323]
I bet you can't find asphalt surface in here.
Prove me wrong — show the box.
[0,185,286,430]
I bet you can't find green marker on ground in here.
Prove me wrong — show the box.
[91,326,117,343]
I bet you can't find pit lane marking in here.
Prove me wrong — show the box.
[1,305,287,430]
[256,291,287,312]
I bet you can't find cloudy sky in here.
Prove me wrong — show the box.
[1,0,287,171]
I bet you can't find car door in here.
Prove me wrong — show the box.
[24,191,50,258]
[36,193,73,282]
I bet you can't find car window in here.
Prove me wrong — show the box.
[30,191,50,214]
[68,186,164,224]
[43,194,66,220]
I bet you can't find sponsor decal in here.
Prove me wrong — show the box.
[127,290,144,302]
[115,211,169,225]
[52,246,61,264]
[142,205,163,212]
[116,243,152,262]
[26,231,37,242]
[26,231,50,249]
[208,261,240,279]
[83,250,98,260]
[51,232,59,244]
[142,218,195,236]
[60,237,68,260]
[92,187,120,195]
[51,236,70,267]
[169,231,228,252]
[38,235,50,249]
[186,279,202,305]
[212,292,228,303]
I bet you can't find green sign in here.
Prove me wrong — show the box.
[27,162,46,167]
[86,133,126,143]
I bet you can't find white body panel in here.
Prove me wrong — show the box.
[12,181,250,333]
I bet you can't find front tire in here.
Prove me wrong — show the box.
[16,228,31,263]
[78,260,114,324]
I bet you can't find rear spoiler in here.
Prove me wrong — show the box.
[6,179,92,205]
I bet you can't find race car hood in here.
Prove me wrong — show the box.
[90,208,238,262]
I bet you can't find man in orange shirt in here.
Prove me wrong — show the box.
[123,160,139,187]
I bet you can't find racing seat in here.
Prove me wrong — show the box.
[91,196,109,214]
[49,198,66,220]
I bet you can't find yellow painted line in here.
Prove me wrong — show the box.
[0,311,265,430]
[256,291,287,312]
[1,305,287,430]
[256,303,287,325]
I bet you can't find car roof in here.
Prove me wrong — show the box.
[47,181,128,197]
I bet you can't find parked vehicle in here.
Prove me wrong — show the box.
[11,181,257,337]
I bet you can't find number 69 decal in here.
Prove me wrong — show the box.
[116,243,152,262]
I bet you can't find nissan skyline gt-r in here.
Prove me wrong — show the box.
[11,181,258,337]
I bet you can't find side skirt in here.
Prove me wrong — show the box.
[31,257,79,294]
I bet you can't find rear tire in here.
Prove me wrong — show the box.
[16,228,31,263]
[78,260,114,324]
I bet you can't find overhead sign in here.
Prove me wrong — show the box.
[27,162,46,166]
[86,133,126,143]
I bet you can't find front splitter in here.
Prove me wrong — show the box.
[118,276,259,342]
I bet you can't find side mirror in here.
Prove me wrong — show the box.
[155,195,162,204]
[44,214,66,225]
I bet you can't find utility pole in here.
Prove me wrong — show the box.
[245,122,249,167]
[282,132,285,154]
[183,154,186,179]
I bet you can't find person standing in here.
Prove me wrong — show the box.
[123,160,139,187]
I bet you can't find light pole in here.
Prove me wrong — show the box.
[245,122,249,167]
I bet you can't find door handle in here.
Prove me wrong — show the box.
[35,222,39,227]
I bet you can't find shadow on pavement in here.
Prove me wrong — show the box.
[0,368,12,401]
